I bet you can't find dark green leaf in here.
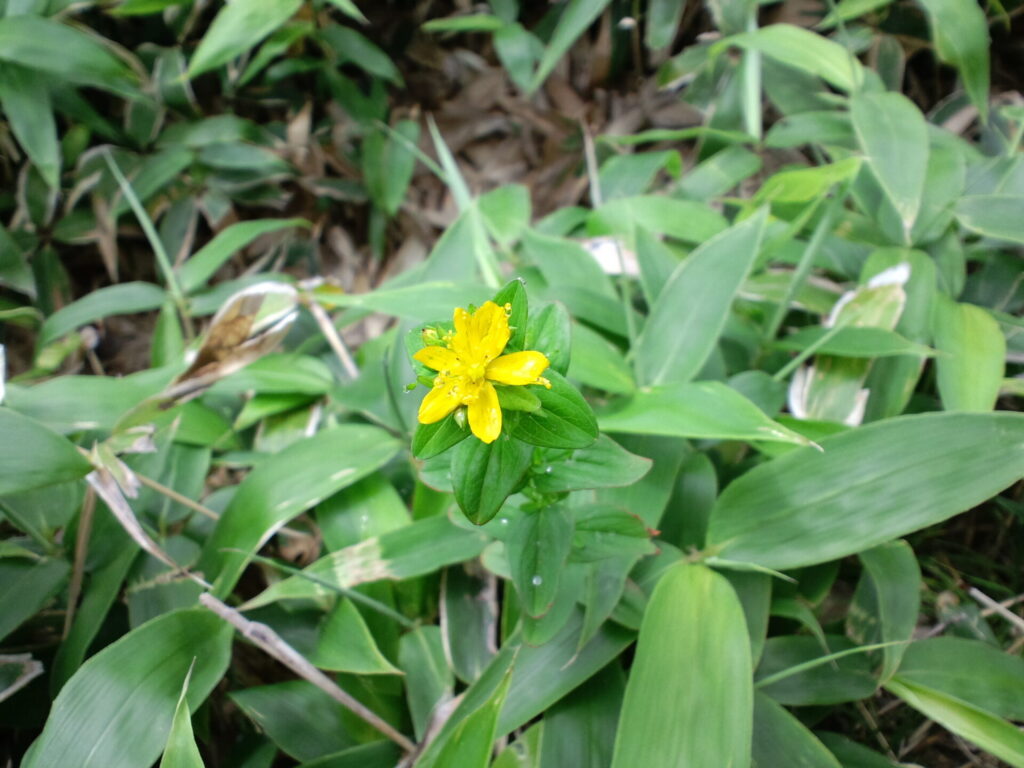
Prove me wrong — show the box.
[512,371,598,449]
[451,434,532,524]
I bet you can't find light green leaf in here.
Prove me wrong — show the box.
[611,564,752,768]
[752,693,842,768]
[707,412,1024,569]
[508,505,573,617]
[38,282,166,348]
[188,0,304,78]
[25,609,232,768]
[775,326,934,358]
[755,157,861,203]
[885,678,1024,767]
[635,208,767,386]
[533,435,651,494]
[725,24,865,92]
[933,297,1005,412]
[0,64,59,189]
[954,194,1024,243]
[587,196,727,244]
[598,382,813,446]
[198,424,401,597]
[0,409,93,494]
[529,0,613,93]
[177,218,309,294]
[160,667,205,768]
[311,599,402,675]
[917,0,990,121]
[399,626,454,740]
[851,92,929,235]
[242,515,490,608]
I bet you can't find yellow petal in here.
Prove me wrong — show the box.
[414,345,459,372]
[418,378,460,424]
[467,380,502,443]
[486,350,550,385]
[450,306,473,358]
[470,301,510,362]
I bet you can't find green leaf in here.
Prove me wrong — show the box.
[707,412,1024,569]
[885,678,1024,767]
[412,414,471,459]
[933,297,1005,412]
[818,0,897,28]
[755,635,876,705]
[848,541,920,683]
[25,609,232,768]
[0,557,69,642]
[323,0,368,23]
[451,434,532,524]
[611,564,752,768]
[315,280,491,323]
[541,665,624,768]
[851,92,929,235]
[0,64,59,189]
[525,303,572,375]
[177,218,310,294]
[752,693,842,768]
[755,157,861,203]
[362,121,419,216]
[243,515,489,608]
[598,382,813,446]
[645,0,687,51]
[775,326,934,358]
[188,0,304,78]
[0,409,93,494]
[817,732,902,767]
[230,681,355,761]
[423,13,507,32]
[567,322,635,394]
[399,625,453,740]
[725,24,865,91]
[198,424,401,597]
[635,208,767,386]
[587,196,727,244]
[0,16,137,96]
[311,599,402,675]
[320,25,402,85]
[493,278,529,353]
[533,435,652,494]
[917,0,990,121]
[160,667,205,768]
[512,371,598,449]
[954,195,1024,243]
[571,506,656,562]
[38,282,166,348]
[508,506,573,617]
[895,637,1024,721]
[479,186,531,246]
[429,663,514,768]
[529,0,613,92]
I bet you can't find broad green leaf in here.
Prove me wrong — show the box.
[954,195,1024,243]
[707,412,1024,569]
[0,64,59,189]
[311,599,401,675]
[529,0,613,92]
[422,13,506,32]
[198,424,401,597]
[298,743,400,768]
[25,609,232,768]
[0,557,69,641]
[752,693,842,768]
[243,515,489,608]
[493,278,529,353]
[525,303,572,375]
[775,326,934,358]
[323,0,368,23]
[508,506,573,617]
[427,663,513,768]
[646,0,686,50]
[817,732,902,767]
[587,196,727,244]
[676,145,762,201]
[635,208,766,386]
[0,16,137,96]
[451,435,532,525]
[320,25,402,85]
[479,186,531,246]
[851,92,929,235]
[917,0,990,121]
[755,635,876,705]
[885,678,1024,767]
[847,541,919,683]
[38,282,166,348]
[412,415,471,459]
[511,371,598,450]
[315,280,490,323]
[363,121,419,216]
[725,24,865,92]
[818,0,896,28]
[896,637,1024,721]
[567,321,635,394]
[764,111,855,150]
[541,664,624,768]
[160,668,205,768]
[399,626,453,741]
[933,297,1004,412]
[177,218,310,294]
[533,435,652,494]
[755,158,861,203]
[611,564,752,768]
[572,507,655,562]
[0,409,93,494]
[598,382,812,446]
[188,0,304,78]
[230,681,355,761]
[317,473,410,552]
[444,566,497,683]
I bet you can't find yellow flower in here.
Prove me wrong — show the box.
[415,301,550,444]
